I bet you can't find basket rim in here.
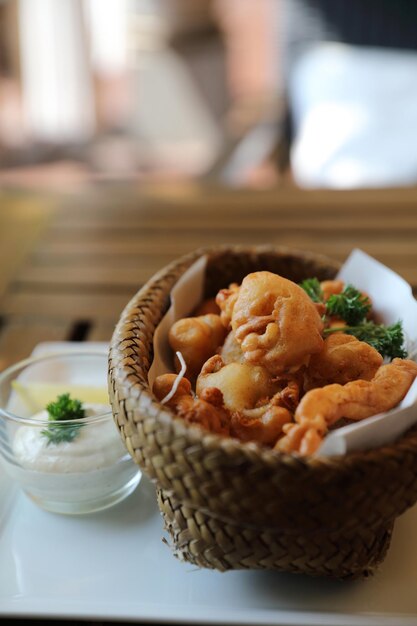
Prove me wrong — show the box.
[109,244,417,472]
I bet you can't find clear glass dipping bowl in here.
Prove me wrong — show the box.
[0,351,141,514]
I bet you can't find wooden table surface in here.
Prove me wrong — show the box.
[1,182,417,370]
[1,182,417,625]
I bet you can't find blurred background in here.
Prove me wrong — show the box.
[0,0,417,368]
[1,0,417,192]
[0,0,417,189]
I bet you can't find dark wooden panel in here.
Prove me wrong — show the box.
[0,291,132,323]
[0,319,72,370]
[87,322,116,343]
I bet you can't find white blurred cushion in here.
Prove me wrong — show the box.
[289,43,417,188]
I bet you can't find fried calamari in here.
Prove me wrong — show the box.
[153,373,230,435]
[196,355,279,412]
[231,271,324,374]
[215,283,240,329]
[168,313,227,381]
[231,405,292,445]
[155,268,415,457]
[276,358,417,455]
[303,333,383,390]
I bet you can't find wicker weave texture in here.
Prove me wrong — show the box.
[157,488,394,578]
[109,245,417,579]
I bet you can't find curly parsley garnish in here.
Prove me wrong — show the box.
[41,393,85,445]
[299,278,407,360]
[326,285,371,326]
[299,278,324,303]
[324,321,407,360]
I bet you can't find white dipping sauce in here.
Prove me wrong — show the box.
[8,403,140,506]
[13,403,125,473]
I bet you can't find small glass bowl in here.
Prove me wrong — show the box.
[0,351,141,514]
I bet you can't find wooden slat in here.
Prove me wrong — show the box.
[55,184,417,214]
[16,265,159,289]
[27,231,417,259]
[0,291,133,323]
[0,193,56,297]
[140,182,417,208]
[43,215,417,233]
[17,241,417,289]
[1,184,416,357]
[120,201,414,218]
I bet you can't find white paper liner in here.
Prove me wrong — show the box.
[149,249,417,457]
[148,255,207,387]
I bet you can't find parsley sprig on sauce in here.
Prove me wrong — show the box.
[41,393,85,445]
[299,279,407,360]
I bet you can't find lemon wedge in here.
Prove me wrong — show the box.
[11,381,109,412]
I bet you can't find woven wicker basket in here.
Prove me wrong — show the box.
[109,245,417,579]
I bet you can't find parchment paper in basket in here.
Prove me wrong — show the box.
[148,255,207,386]
[148,249,417,456]
[318,378,417,456]
[317,249,417,456]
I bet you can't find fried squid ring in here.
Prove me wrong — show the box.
[153,373,231,436]
[231,271,324,374]
[275,358,417,456]
[231,405,292,445]
[303,333,383,391]
[196,355,279,412]
[168,313,227,381]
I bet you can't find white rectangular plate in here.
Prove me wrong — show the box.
[2,469,417,625]
[1,344,417,625]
